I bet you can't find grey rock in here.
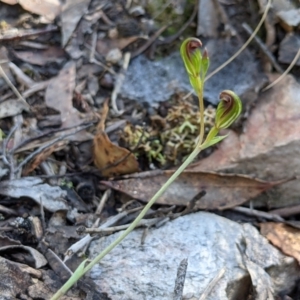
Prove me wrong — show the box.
[121,39,266,106]
[88,212,299,300]
[279,33,300,66]
[277,9,300,28]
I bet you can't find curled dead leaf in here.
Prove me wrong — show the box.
[22,141,67,176]
[93,100,139,177]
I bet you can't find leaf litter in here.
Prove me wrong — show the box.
[0,0,300,298]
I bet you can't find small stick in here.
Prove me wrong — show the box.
[2,123,18,167]
[12,121,95,153]
[131,24,169,58]
[262,47,300,92]
[242,23,284,73]
[0,65,30,110]
[0,26,58,42]
[40,197,46,233]
[198,268,226,300]
[86,39,116,75]
[14,123,91,174]
[232,206,284,222]
[9,62,35,87]
[95,189,111,216]
[64,206,143,261]
[0,204,18,216]
[269,204,300,218]
[173,258,188,300]
[2,123,19,178]
[111,52,131,115]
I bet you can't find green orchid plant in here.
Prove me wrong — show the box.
[50,38,242,300]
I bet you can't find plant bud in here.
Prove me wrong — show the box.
[215,90,242,129]
[180,38,202,78]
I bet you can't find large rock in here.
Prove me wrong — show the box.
[88,212,299,299]
[121,39,265,106]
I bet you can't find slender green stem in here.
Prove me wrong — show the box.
[50,146,201,300]
[198,90,204,146]
[51,47,209,300]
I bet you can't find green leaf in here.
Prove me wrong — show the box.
[215,90,242,130]
[201,135,228,150]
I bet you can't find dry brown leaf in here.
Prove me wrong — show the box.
[0,0,18,4]
[18,0,61,22]
[45,61,92,141]
[22,141,67,176]
[61,0,91,47]
[93,100,139,177]
[0,99,30,119]
[260,222,300,263]
[101,170,288,210]
[14,47,66,66]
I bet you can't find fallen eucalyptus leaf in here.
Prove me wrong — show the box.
[0,177,68,212]
[0,99,30,119]
[101,170,289,210]
[0,245,47,268]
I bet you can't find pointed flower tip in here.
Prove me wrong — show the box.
[202,47,209,59]
[215,90,242,130]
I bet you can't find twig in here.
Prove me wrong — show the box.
[111,52,131,115]
[131,24,169,58]
[232,206,284,222]
[0,204,17,216]
[262,47,300,92]
[242,23,284,73]
[269,204,300,218]
[2,123,19,178]
[22,80,50,98]
[64,206,143,262]
[173,258,188,300]
[12,121,95,153]
[78,217,164,235]
[14,123,91,175]
[9,62,35,87]
[40,197,46,233]
[86,40,116,75]
[0,25,58,42]
[95,189,111,215]
[0,65,30,110]
[152,0,172,20]
[89,32,97,62]
[198,268,226,300]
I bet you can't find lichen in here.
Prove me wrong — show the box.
[121,95,216,167]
